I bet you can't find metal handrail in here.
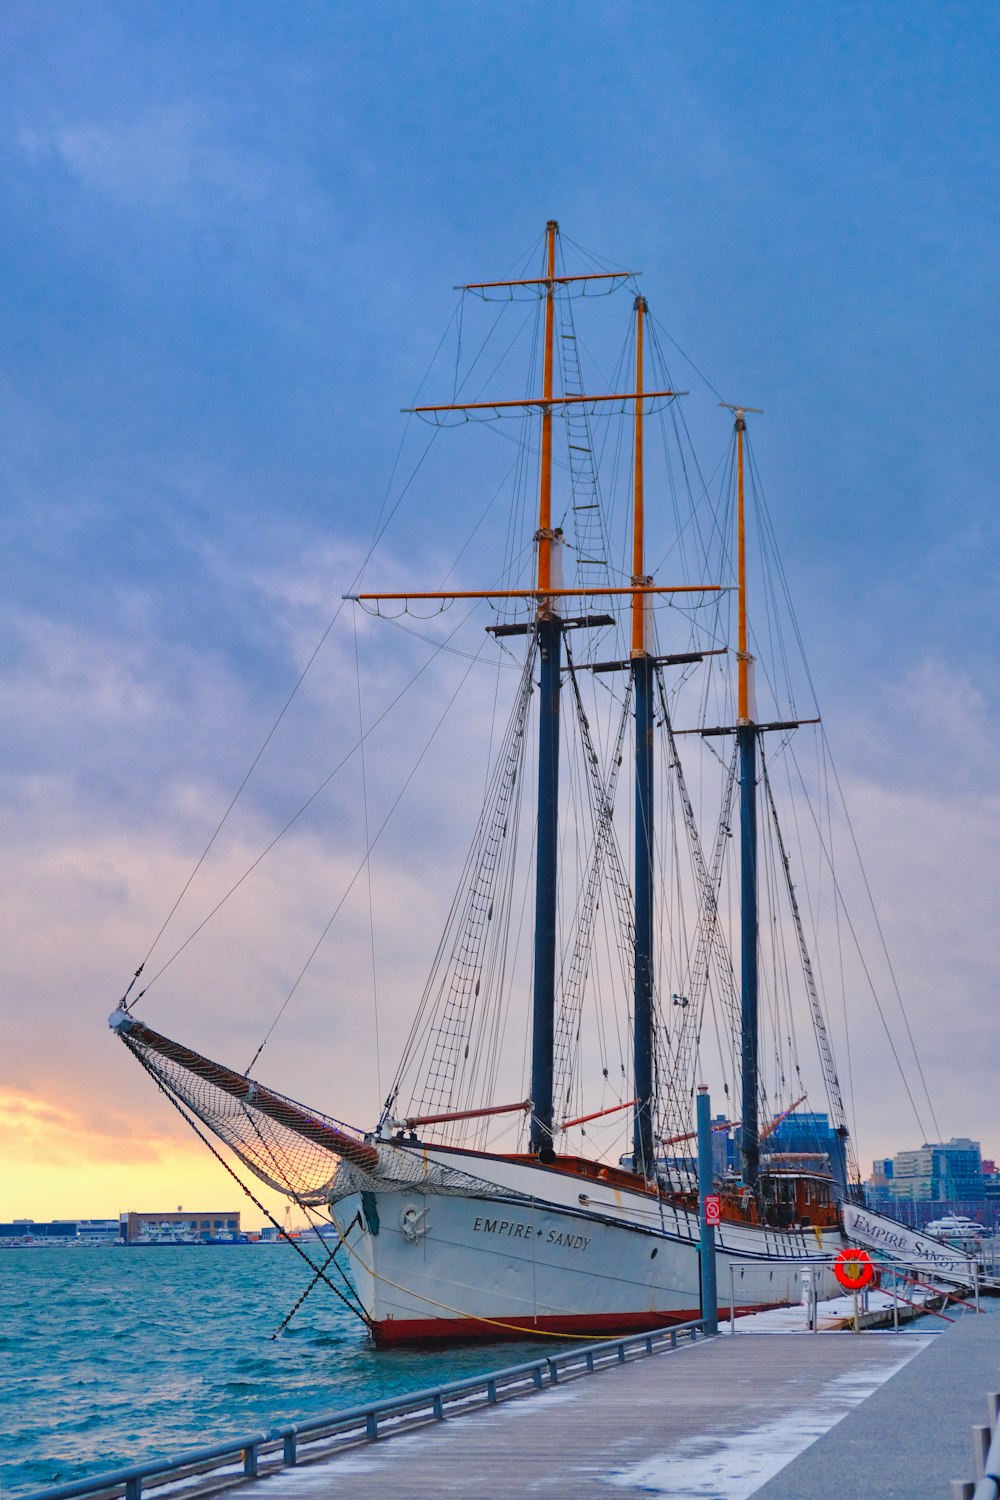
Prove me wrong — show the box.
[724,1253,980,1335]
[22,1317,709,1500]
[948,1391,1000,1498]
[949,1401,1000,1499]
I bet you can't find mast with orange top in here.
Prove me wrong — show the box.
[724,402,763,1188]
[354,224,711,1162]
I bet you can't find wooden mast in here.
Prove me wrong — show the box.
[631,294,655,1174]
[537,220,557,601]
[736,415,750,720]
[631,295,647,657]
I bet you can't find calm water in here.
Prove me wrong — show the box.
[0,1245,566,1496]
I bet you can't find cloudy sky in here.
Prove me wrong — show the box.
[2,2,999,1223]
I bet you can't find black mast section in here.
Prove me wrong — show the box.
[530,612,562,1156]
[631,294,655,1175]
[738,720,760,1189]
[529,221,562,1158]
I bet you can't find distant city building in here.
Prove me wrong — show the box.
[0,1219,119,1244]
[984,1165,1000,1209]
[650,1109,848,1191]
[0,1220,79,1243]
[764,1111,833,1157]
[864,1137,993,1231]
[712,1113,734,1177]
[120,1210,242,1244]
[76,1219,121,1242]
[886,1138,984,1204]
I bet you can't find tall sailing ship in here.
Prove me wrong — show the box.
[110,222,964,1343]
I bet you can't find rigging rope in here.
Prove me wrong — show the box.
[399,644,535,1128]
[119,304,473,1010]
[760,748,852,1151]
[134,1048,372,1330]
[267,1208,365,1340]
[783,733,940,1144]
[554,648,635,1120]
[656,668,740,1142]
[355,612,382,1101]
[246,617,496,1075]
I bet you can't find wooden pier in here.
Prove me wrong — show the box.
[231,1316,1000,1498]
[245,1328,932,1498]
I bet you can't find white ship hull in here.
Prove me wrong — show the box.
[330,1143,842,1345]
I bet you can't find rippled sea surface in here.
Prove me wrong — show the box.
[0,1245,560,1496]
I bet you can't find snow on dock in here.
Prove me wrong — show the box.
[254,1325,930,1498]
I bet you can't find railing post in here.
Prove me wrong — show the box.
[432,1393,443,1418]
[618,1343,626,1364]
[283,1429,298,1466]
[972,1422,990,1481]
[487,1379,497,1405]
[366,1412,378,1441]
[243,1444,258,1479]
[125,1478,142,1500]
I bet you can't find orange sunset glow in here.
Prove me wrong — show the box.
[0,1088,284,1225]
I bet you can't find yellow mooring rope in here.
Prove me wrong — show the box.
[335,1219,672,1342]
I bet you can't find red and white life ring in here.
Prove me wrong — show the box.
[833,1246,876,1291]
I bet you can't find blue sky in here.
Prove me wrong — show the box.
[2,2,999,1215]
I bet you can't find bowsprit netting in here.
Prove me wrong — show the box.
[111,1010,538,1208]
[112,1011,377,1204]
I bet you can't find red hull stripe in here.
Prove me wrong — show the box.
[371,1305,776,1348]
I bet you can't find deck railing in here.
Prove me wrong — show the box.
[724,1254,980,1334]
[22,1317,709,1500]
[949,1383,1000,1498]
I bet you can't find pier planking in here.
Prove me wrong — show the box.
[250,1331,929,1498]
